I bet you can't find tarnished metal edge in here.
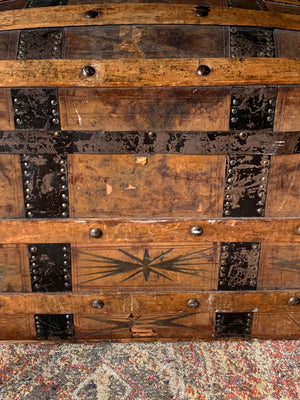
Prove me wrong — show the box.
[0,130,298,155]
[214,312,253,338]
[34,314,74,340]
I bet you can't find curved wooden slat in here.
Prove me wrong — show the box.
[0,4,299,32]
[0,218,299,243]
[1,58,300,87]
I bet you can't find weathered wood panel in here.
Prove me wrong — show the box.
[0,218,300,244]
[274,29,300,58]
[265,1,300,14]
[0,30,18,60]
[252,312,300,339]
[0,244,28,292]
[265,154,300,217]
[68,0,225,4]
[0,154,24,218]
[63,25,228,60]
[59,87,230,132]
[68,154,225,218]
[0,88,14,130]
[76,312,213,340]
[0,291,298,315]
[258,243,300,290]
[0,58,299,87]
[274,86,300,132]
[0,315,34,340]
[0,4,299,32]
[74,244,218,291]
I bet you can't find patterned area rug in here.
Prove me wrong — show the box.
[0,340,299,400]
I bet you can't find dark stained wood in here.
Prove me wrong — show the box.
[0,154,25,219]
[0,88,14,130]
[274,86,300,132]
[74,243,219,291]
[258,242,300,290]
[0,30,18,60]
[265,0,300,14]
[68,154,225,218]
[274,29,300,58]
[0,58,299,87]
[0,244,27,292]
[265,154,300,217]
[63,25,228,60]
[59,87,230,132]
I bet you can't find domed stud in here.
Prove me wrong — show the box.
[187,299,200,308]
[90,228,103,238]
[81,65,96,77]
[190,226,203,236]
[288,297,300,306]
[92,300,104,309]
[196,65,211,76]
[85,10,98,19]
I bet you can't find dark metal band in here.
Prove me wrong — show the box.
[215,312,253,338]
[29,244,71,292]
[230,27,275,58]
[20,154,69,219]
[35,314,74,340]
[223,155,270,218]
[11,88,61,131]
[229,86,277,131]
[218,242,260,290]
[0,130,298,155]
[27,0,67,7]
[17,28,63,60]
[227,0,267,11]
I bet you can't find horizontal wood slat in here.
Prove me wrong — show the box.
[0,291,299,315]
[0,58,299,87]
[0,4,299,32]
[0,218,299,243]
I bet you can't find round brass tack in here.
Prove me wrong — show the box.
[85,10,98,19]
[90,227,103,238]
[92,300,104,309]
[82,65,96,77]
[190,226,203,236]
[187,299,200,308]
[196,65,211,76]
[288,297,300,306]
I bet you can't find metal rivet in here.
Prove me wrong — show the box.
[225,201,230,207]
[257,208,263,214]
[62,211,68,217]
[228,169,233,174]
[27,211,32,217]
[224,210,231,216]
[267,108,274,114]
[196,65,211,76]
[14,108,20,114]
[82,65,96,77]
[30,246,37,253]
[90,228,103,238]
[267,116,273,122]
[53,131,61,138]
[232,99,239,106]
[221,260,226,265]
[26,203,31,208]
[226,186,231,191]
[252,244,258,249]
[52,118,59,125]
[231,117,238,123]
[62,203,67,208]
[64,275,69,280]
[62,194,67,199]
[63,260,68,265]
[62,185,66,190]
[148,131,155,138]
[34,283,39,288]
[269,99,275,105]
[295,226,300,235]
[16,118,22,125]
[50,99,57,106]
[85,10,99,18]
[194,6,210,17]
[52,109,59,116]
[92,299,104,309]
[190,226,203,236]
[63,246,67,251]
[61,176,66,181]
[229,159,236,166]
[60,160,65,165]
[64,282,70,287]
[231,108,237,115]
[257,200,264,206]
[60,168,65,173]
[220,266,226,272]
[187,299,200,308]
[222,245,228,251]
[13,98,20,104]
[250,280,256,286]
[219,280,224,285]
[63,268,68,273]
[239,131,247,140]
[227,177,233,183]
[225,194,231,200]
[63,253,67,258]
[261,176,267,182]
[288,296,300,306]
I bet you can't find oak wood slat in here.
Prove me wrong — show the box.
[0,291,299,315]
[0,58,299,87]
[0,4,299,32]
[0,218,299,243]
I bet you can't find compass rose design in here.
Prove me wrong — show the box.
[78,247,216,284]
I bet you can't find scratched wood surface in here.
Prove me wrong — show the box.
[68,154,225,218]
[0,154,24,219]
[0,88,13,130]
[274,86,300,132]
[0,244,28,292]
[74,244,218,291]
[258,243,300,290]
[59,87,230,132]
[265,154,300,217]
[252,312,300,339]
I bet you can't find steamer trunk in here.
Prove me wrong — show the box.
[0,0,299,342]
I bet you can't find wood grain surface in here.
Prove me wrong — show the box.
[0,4,299,31]
[0,218,299,243]
[0,58,299,87]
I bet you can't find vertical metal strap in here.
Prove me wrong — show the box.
[29,244,71,292]
[20,154,69,219]
[17,29,63,60]
[218,242,260,290]
[215,312,253,338]
[35,314,74,340]
[230,27,275,58]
